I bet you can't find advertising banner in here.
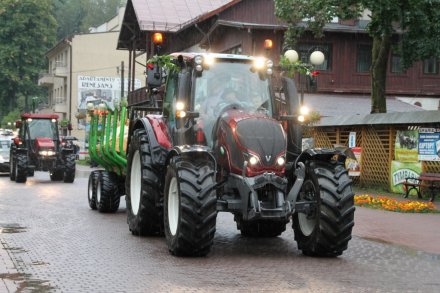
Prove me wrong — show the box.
[395,130,418,162]
[390,160,422,194]
[346,147,361,177]
[77,76,141,129]
[418,128,440,161]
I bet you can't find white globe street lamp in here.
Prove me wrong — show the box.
[310,50,325,66]
[284,49,299,63]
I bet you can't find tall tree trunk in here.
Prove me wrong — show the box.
[370,35,391,113]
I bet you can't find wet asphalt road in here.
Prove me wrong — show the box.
[1,171,440,292]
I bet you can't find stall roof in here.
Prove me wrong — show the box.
[318,110,440,127]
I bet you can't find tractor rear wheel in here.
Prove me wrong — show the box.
[236,217,286,237]
[63,154,76,183]
[15,153,28,183]
[293,160,355,257]
[96,171,120,213]
[9,151,16,181]
[125,129,162,236]
[164,158,217,256]
[87,170,100,210]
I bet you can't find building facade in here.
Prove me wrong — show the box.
[38,7,146,141]
[118,0,440,110]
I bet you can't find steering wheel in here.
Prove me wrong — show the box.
[214,102,245,116]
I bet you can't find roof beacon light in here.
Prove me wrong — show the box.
[152,32,163,45]
[264,39,273,49]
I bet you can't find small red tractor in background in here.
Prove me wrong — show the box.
[9,113,76,183]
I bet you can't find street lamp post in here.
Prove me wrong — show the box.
[284,49,325,105]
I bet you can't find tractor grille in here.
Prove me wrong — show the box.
[235,118,285,166]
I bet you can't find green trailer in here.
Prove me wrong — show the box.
[86,99,128,212]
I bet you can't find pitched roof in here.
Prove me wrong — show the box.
[131,0,236,32]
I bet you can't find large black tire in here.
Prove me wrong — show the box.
[293,160,355,257]
[15,153,28,183]
[164,158,217,256]
[9,150,16,181]
[236,217,286,237]
[50,169,63,181]
[87,170,100,210]
[96,171,120,213]
[63,154,76,183]
[125,129,162,236]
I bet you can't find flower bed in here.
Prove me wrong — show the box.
[354,194,437,213]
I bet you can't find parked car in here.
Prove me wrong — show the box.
[0,136,11,173]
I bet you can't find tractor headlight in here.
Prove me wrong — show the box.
[277,156,285,166]
[204,55,215,66]
[249,156,259,165]
[176,101,187,118]
[300,105,310,115]
[253,57,266,70]
[194,55,203,65]
[298,115,305,122]
[39,150,56,156]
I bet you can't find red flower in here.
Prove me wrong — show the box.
[311,70,320,77]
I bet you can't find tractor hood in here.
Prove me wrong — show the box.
[215,109,286,176]
[35,137,55,150]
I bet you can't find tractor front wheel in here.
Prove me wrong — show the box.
[164,158,217,256]
[15,153,28,183]
[125,129,162,236]
[293,160,355,257]
[9,151,16,181]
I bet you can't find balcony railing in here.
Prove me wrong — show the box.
[53,62,68,77]
[38,72,56,86]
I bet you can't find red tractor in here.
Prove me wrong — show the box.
[124,53,355,257]
[88,52,355,257]
[9,113,76,183]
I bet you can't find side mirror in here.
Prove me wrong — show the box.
[15,120,22,129]
[147,64,163,88]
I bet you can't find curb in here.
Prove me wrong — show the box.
[0,240,19,292]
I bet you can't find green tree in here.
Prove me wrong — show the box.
[275,0,440,113]
[0,0,56,121]
[54,0,126,40]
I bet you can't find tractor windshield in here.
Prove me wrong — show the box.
[28,119,57,140]
[193,60,273,146]
[194,60,272,116]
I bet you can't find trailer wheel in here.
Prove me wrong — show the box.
[9,151,16,181]
[164,158,217,256]
[236,218,286,237]
[125,129,162,236]
[63,154,76,183]
[96,171,120,213]
[87,170,100,210]
[293,160,355,257]
[15,153,28,183]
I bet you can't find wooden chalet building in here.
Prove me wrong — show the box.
[118,0,440,108]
